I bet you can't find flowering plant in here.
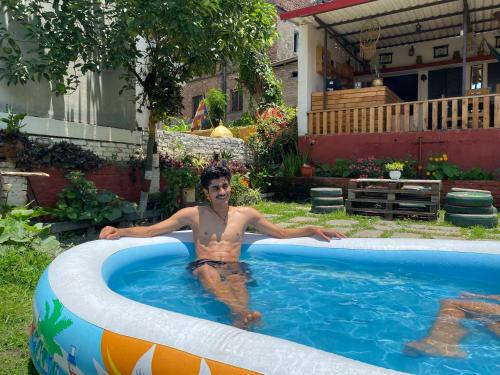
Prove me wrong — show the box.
[425,153,461,180]
[385,161,405,171]
[347,157,385,178]
[248,105,297,170]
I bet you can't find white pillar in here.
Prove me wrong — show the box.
[297,23,319,136]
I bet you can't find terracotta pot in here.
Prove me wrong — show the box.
[300,164,314,178]
[2,142,23,160]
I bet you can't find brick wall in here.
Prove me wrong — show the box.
[274,60,298,107]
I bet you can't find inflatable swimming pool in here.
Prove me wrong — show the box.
[30,232,500,375]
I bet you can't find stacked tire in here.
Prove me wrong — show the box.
[310,188,344,213]
[444,188,498,228]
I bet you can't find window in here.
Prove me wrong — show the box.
[293,31,299,53]
[470,64,483,90]
[192,95,203,117]
[230,89,243,113]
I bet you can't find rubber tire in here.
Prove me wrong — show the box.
[312,196,344,206]
[444,204,497,215]
[445,191,493,207]
[451,187,491,194]
[311,205,345,213]
[444,212,498,228]
[310,187,343,197]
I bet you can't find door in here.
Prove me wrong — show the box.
[384,74,418,102]
[428,67,462,99]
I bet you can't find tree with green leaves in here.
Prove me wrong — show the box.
[0,0,278,211]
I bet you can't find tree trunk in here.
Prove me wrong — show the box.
[138,113,157,216]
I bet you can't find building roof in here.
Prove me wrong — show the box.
[281,0,500,51]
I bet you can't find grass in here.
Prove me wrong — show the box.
[0,249,54,374]
[253,200,500,240]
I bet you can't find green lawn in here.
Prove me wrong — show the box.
[252,200,500,240]
[0,249,53,374]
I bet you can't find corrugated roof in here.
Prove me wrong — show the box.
[282,0,500,51]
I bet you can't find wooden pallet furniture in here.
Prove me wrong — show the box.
[346,179,441,220]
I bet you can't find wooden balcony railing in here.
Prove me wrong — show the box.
[307,93,500,135]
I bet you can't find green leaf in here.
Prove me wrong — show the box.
[103,208,122,222]
[96,190,115,203]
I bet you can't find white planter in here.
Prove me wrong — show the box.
[389,170,402,180]
[182,187,196,203]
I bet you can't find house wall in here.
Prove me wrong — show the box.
[298,129,500,172]
[357,31,499,99]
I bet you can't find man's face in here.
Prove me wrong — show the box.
[205,177,231,205]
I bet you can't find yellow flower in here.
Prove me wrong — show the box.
[439,157,443,161]
[426,171,430,176]
[428,157,433,161]
[443,155,448,161]
[442,154,447,158]
[432,171,436,175]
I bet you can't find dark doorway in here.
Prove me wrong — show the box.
[384,74,418,102]
[428,67,462,99]
[487,61,500,93]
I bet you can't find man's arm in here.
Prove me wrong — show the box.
[99,207,194,239]
[246,207,345,241]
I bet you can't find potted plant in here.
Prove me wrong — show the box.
[300,138,316,177]
[179,168,199,203]
[385,161,405,180]
[0,105,26,159]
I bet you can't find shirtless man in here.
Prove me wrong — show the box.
[100,162,345,328]
[405,292,500,357]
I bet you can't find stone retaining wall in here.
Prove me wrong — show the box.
[1,130,252,206]
[0,160,28,206]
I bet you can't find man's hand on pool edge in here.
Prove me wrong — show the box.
[99,226,121,240]
[312,227,346,241]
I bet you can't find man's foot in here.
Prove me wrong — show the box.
[404,339,467,358]
[233,311,262,329]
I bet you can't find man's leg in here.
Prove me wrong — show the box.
[193,264,245,319]
[406,299,500,357]
[226,274,261,328]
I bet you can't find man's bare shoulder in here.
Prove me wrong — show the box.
[175,206,199,218]
[234,206,262,218]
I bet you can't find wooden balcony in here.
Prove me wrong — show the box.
[307,93,500,135]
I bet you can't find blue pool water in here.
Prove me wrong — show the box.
[107,244,500,374]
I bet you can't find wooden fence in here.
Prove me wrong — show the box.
[307,93,500,135]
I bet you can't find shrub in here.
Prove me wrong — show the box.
[228,112,256,128]
[52,172,137,224]
[425,153,461,180]
[281,153,304,177]
[18,141,104,172]
[205,88,227,127]
[0,207,60,256]
[459,167,493,180]
[347,157,385,178]
[229,173,261,206]
[162,116,191,132]
[248,105,297,171]
[249,167,271,192]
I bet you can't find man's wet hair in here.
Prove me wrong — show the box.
[200,161,232,190]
